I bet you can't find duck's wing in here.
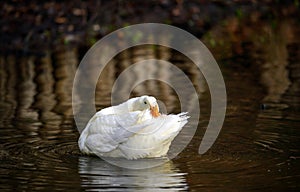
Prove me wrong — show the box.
[94,97,140,116]
[116,112,190,159]
[83,111,153,153]
[135,112,189,140]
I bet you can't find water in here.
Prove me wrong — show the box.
[0,15,299,191]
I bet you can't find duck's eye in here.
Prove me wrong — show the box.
[144,101,147,104]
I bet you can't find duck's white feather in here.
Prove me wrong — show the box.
[95,96,146,116]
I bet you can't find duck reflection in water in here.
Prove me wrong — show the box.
[78,156,188,191]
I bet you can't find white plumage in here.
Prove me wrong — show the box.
[78,95,189,160]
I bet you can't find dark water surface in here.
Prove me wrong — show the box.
[1,16,299,191]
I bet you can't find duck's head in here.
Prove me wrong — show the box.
[137,95,161,117]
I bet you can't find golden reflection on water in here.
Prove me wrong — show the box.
[0,55,17,126]
[17,57,38,121]
[0,48,79,141]
[34,52,60,122]
[258,18,294,103]
[54,47,78,117]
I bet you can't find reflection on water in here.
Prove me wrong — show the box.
[0,12,299,191]
[79,156,188,191]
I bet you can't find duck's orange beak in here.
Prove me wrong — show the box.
[150,105,160,118]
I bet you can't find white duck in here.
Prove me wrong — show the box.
[78,95,189,160]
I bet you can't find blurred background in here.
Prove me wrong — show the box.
[0,0,299,191]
